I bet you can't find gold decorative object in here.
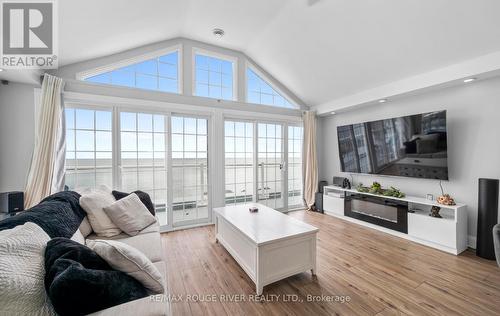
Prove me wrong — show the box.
[437,181,456,206]
[437,194,456,206]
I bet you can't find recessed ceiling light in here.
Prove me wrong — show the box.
[0,69,4,72]
[212,28,225,38]
[378,99,387,103]
[463,78,476,83]
[330,111,336,115]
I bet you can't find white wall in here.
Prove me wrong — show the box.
[0,82,37,192]
[318,75,500,246]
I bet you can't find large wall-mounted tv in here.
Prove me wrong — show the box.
[337,110,448,180]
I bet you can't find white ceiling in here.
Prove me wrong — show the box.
[2,0,500,107]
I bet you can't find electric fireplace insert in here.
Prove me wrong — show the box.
[344,194,408,233]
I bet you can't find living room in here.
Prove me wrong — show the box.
[0,1,499,315]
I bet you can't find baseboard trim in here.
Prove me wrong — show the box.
[467,235,477,249]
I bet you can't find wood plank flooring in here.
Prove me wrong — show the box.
[161,210,500,316]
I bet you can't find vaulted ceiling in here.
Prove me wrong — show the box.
[3,0,500,108]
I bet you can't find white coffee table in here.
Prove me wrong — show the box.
[213,203,319,295]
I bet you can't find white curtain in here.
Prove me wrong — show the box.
[302,111,318,210]
[24,74,65,208]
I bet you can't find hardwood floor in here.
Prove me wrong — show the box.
[162,210,500,316]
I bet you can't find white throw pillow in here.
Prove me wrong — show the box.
[0,222,55,316]
[80,191,121,237]
[79,216,93,237]
[86,239,164,294]
[103,193,157,236]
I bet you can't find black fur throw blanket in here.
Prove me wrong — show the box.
[44,238,148,316]
[0,191,85,238]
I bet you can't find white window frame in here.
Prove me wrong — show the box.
[287,124,304,209]
[222,114,304,212]
[76,44,184,94]
[64,97,215,232]
[245,61,298,109]
[63,103,116,190]
[192,47,238,101]
[223,119,256,205]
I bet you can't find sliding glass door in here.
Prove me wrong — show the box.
[224,120,303,211]
[224,121,254,205]
[257,123,285,209]
[65,106,211,230]
[119,112,168,225]
[171,116,209,227]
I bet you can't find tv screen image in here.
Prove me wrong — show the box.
[337,110,448,180]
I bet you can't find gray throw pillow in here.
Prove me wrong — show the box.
[103,193,156,236]
[86,239,164,294]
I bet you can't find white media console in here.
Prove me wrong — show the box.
[323,185,468,255]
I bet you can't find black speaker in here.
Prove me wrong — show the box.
[333,176,351,189]
[477,178,499,260]
[318,181,328,193]
[0,191,24,214]
[315,192,324,213]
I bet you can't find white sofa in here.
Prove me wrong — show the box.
[72,217,170,316]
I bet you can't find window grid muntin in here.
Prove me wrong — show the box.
[257,123,284,209]
[85,51,179,94]
[119,112,168,217]
[65,108,113,190]
[224,121,254,205]
[194,53,234,100]
[171,116,209,224]
[247,68,294,109]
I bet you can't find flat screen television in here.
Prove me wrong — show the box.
[337,110,448,180]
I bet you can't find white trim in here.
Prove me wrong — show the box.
[75,44,183,94]
[63,90,301,122]
[245,60,299,109]
[313,50,500,115]
[467,235,477,249]
[192,47,238,101]
[160,221,213,233]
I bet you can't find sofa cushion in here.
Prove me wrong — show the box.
[0,222,55,315]
[104,193,156,236]
[44,238,148,316]
[80,191,122,237]
[86,239,164,294]
[140,221,160,234]
[112,190,155,216]
[86,230,162,263]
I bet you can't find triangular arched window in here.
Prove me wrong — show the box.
[84,51,180,94]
